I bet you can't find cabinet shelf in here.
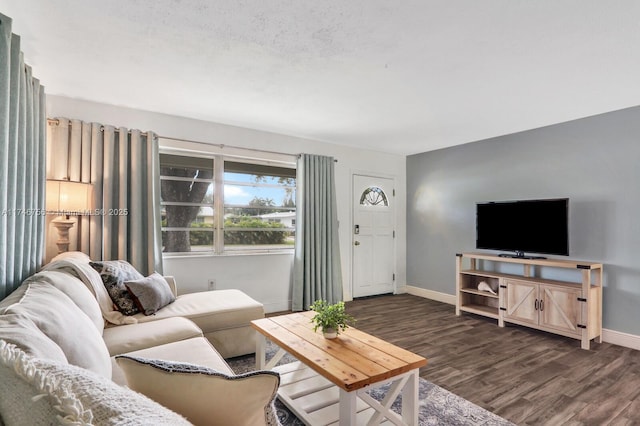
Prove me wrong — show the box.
[459,288,499,299]
[461,269,596,289]
[459,304,499,319]
[460,269,505,279]
[456,252,603,350]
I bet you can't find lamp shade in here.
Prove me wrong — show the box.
[46,180,93,214]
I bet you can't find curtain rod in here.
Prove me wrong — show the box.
[159,135,337,162]
[159,135,297,159]
[47,118,337,162]
[47,118,149,136]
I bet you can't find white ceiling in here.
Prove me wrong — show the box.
[3,1,640,155]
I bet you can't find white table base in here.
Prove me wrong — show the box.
[256,336,420,426]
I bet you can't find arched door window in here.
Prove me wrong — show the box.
[359,186,388,206]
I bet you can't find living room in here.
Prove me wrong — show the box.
[2,1,640,425]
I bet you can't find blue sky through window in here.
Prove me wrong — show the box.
[209,172,295,207]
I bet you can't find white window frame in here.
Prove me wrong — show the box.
[159,145,296,256]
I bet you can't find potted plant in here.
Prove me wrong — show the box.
[309,300,355,339]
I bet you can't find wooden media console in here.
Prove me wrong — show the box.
[456,252,603,350]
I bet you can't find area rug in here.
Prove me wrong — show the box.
[227,342,513,426]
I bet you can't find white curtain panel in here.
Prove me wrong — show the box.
[0,13,46,299]
[292,154,343,311]
[47,118,163,275]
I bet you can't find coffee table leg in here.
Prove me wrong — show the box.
[339,389,357,425]
[256,333,266,369]
[402,369,419,424]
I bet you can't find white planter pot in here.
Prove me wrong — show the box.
[323,328,337,339]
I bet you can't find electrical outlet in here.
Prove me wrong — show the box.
[208,279,216,291]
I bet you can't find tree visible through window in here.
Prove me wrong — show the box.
[161,154,214,252]
[160,153,296,254]
[223,161,296,251]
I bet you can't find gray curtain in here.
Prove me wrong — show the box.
[0,14,46,299]
[292,154,343,311]
[48,119,163,275]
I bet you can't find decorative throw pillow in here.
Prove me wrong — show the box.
[90,260,144,315]
[115,356,280,426]
[125,273,176,315]
[0,340,191,426]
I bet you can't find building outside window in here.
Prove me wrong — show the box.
[160,152,296,254]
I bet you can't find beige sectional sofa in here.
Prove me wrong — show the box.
[0,252,280,425]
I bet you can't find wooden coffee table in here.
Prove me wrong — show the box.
[251,312,427,425]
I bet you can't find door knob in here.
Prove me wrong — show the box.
[354,241,360,246]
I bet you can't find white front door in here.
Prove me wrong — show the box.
[352,174,395,298]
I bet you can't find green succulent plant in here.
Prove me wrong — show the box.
[309,300,355,335]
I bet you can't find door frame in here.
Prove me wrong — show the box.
[350,170,397,300]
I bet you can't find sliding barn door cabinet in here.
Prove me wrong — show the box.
[455,252,603,350]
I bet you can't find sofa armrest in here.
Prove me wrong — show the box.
[163,276,178,297]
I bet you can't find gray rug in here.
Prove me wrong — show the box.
[227,341,513,426]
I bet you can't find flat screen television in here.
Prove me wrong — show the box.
[476,198,569,259]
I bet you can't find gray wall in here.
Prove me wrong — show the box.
[407,106,640,335]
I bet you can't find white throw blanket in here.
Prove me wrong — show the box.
[42,253,137,325]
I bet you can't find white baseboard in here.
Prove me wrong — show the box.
[601,328,640,351]
[406,285,640,351]
[405,285,456,305]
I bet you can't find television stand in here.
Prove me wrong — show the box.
[455,252,603,350]
[498,251,547,260]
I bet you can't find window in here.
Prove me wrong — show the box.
[359,186,388,206]
[160,154,215,253]
[160,152,296,254]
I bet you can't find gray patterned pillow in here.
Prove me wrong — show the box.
[90,260,144,315]
[125,273,176,315]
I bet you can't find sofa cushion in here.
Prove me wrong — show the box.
[125,273,176,315]
[110,336,233,386]
[23,270,104,333]
[90,260,145,315]
[103,317,203,356]
[0,281,111,378]
[116,355,279,426]
[133,289,264,333]
[122,336,233,373]
[43,256,138,325]
[0,314,68,363]
[51,250,92,262]
[0,340,191,426]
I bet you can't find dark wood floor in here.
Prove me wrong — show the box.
[345,294,640,426]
